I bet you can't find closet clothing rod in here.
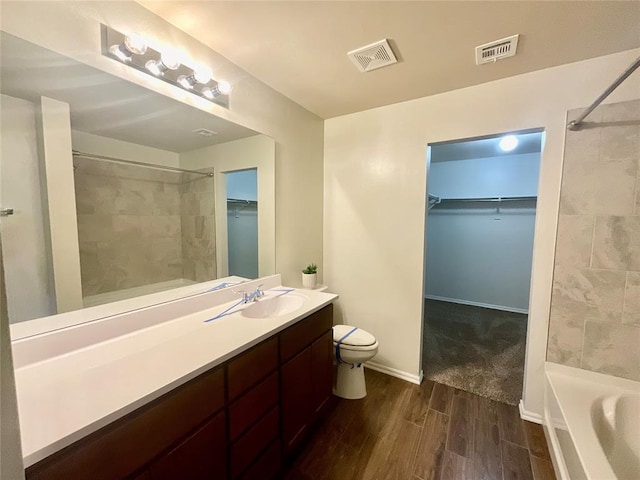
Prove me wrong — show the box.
[437,196,537,203]
[567,56,640,131]
[72,150,214,177]
[227,198,257,204]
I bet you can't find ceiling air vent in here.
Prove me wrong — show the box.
[475,34,519,65]
[192,128,217,137]
[348,39,398,73]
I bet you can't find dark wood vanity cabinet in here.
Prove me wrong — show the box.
[25,304,333,480]
[280,305,334,456]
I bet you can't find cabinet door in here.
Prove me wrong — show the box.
[149,411,227,480]
[281,347,312,455]
[311,330,333,416]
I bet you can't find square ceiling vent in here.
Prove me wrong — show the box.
[475,34,519,65]
[348,39,398,72]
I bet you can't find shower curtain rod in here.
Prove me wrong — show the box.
[567,56,640,131]
[72,150,214,177]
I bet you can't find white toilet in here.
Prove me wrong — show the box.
[332,325,379,399]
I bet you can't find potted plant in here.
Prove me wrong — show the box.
[301,263,318,289]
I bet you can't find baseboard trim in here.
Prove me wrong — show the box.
[519,400,543,424]
[364,361,422,385]
[424,295,529,315]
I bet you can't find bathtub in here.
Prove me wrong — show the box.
[544,362,639,480]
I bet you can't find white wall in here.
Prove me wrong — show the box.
[426,209,536,312]
[0,0,324,289]
[227,169,257,201]
[429,153,541,198]
[425,153,540,312]
[0,95,56,322]
[37,97,83,313]
[324,49,640,418]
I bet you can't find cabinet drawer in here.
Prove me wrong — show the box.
[231,407,279,478]
[240,440,281,480]
[229,372,279,440]
[26,367,224,480]
[149,410,226,480]
[280,304,333,362]
[227,337,278,402]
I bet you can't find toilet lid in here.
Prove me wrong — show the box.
[333,325,376,347]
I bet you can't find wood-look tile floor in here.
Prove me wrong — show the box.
[284,369,555,480]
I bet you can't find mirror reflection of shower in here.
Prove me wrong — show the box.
[226,169,258,279]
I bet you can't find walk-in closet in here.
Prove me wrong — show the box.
[422,131,543,404]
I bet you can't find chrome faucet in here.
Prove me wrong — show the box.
[237,284,265,303]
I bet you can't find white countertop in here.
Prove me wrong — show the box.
[13,276,337,467]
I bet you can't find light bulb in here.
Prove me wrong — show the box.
[193,67,212,84]
[123,34,147,55]
[109,44,131,62]
[499,135,518,152]
[201,87,215,100]
[160,50,181,70]
[177,75,194,90]
[217,80,232,95]
[145,59,163,76]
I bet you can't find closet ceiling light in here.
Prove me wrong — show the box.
[101,24,230,108]
[499,135,518,152]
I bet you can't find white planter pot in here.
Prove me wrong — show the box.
[302,273,317,289]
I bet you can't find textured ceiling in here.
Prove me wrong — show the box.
[139,1,640,119]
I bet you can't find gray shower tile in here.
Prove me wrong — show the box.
[559,159,636,215]
[554,215,594,267]
[140,215,181,238]
[77,214,114,242]
[153,190,181,215]
[547,309,584,367]
[623,272,640,326]
[112,215,142,239]
[592,216,640,271]
[600,100,640,123]
[635,174,640,216]
[562,126,600,166]
[552,266,626,312]
[582,322,640,381]
[601,125,640,163]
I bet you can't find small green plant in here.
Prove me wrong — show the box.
[302,263,317,274]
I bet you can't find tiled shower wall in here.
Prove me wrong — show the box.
[74,159,215,297]
[547,100,639,381]
[180,173,216,282]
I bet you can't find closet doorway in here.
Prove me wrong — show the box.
[422,130,543,405]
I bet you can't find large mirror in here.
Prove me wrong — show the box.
[0,32,275,334]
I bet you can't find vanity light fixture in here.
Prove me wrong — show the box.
[101,24,230,108]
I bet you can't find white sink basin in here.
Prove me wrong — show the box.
[240,293,306,318]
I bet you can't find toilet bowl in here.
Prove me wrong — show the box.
[333,325,378,400]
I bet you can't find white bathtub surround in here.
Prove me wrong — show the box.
[544,362,639,480]
[11,274,337,466]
